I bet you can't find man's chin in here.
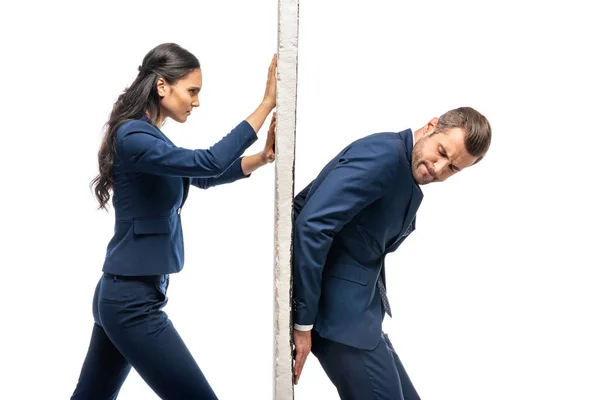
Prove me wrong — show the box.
[413,172,433,185]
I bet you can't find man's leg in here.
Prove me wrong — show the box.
[383,333,421,400]
[311,330,410,400]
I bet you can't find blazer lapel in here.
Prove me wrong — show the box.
[400,183,422,236]
[386,129,424,250]
[386,183,422,251]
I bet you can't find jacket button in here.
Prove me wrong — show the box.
[177,208,181,215]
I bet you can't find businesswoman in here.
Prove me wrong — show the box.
[71,43,277,400]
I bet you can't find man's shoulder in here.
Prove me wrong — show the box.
[355,130,408,147]
[348,130,410,165]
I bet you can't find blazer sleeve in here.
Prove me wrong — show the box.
[293,140,401,326]
[293,181,314,220]
[117,120,257,177]
[190,157,249,189]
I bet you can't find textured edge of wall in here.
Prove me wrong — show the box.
[274,0,299,399]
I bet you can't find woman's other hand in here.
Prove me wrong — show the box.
[262,112,276,163]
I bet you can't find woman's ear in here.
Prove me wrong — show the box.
[156,78,167,98]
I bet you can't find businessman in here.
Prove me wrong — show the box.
[292,106,492,399]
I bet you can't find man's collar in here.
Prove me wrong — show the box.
[400,128,414,165]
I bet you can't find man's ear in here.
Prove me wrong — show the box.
[156,78,167,98]
[425,117,439,135]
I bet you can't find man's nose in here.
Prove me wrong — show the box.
[434,159,449,176]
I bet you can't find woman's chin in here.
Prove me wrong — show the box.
[173,115,188,123]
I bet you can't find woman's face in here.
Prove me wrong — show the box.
[157,68,202,124]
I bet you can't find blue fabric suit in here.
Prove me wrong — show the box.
[293,129,423,400]
[104,116,256,276]
[71,116,257,400]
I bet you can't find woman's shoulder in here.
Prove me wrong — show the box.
[115,117,175,152]
[115,118,168,148]
[117,118,159,137]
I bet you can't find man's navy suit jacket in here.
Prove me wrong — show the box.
[293,129,423,350]
[102,116,257,276]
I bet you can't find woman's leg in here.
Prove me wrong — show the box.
[71,278,132,400]
[99,274,218,400]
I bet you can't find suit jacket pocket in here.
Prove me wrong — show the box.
[325,263,369,286]
[133,217,170,235]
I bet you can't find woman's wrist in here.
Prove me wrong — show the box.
[241,152,269,176]
[261,98,276,111]
[245,101,275,133]
[258,151,270,166]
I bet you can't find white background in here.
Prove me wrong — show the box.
[1,0,599,399]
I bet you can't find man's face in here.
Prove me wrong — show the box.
[412,120,479,185]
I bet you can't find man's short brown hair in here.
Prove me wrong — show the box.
[437,107,492,163]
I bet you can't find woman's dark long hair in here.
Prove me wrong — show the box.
[91,43,200,210]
